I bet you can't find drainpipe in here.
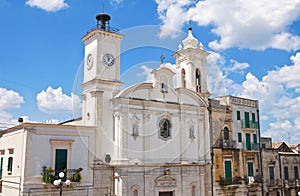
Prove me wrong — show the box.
[257,109,264,196]
[279,154,284,196]
[209,108,214,196]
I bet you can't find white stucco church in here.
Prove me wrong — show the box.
[0,11,212,196]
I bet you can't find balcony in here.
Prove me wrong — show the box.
[246,175,262,185]
[241,120,258,129]
[218,176,242,186]
[283,179,300,188]
[215,139,237,149]
[243,142,260,151]
[41,166,83,184]
[266,178,282,187]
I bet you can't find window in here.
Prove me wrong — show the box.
[159,118,171,139]
[133,189,138,196]
[223,127,229,140]
[238,132,242,142]
[0,150,4,155]
[284,166,289,180]
[294,166,299,179]
[244,112,250,128]
[247,162,254,176]
[262,143,266,149]
[181,69,186,88]
[8,148,14,154]
[253,134,257,143]
[252,113,256,122]
[237,111,241,120]
[196,69,201,92]
[7,157,13,174]
[269,166,275,180]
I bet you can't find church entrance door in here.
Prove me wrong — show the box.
[159,191,173,196]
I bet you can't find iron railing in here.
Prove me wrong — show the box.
[241,120,258,129]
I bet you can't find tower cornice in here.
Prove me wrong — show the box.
[81,28,124,43]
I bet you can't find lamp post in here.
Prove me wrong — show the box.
[53,172,71,196]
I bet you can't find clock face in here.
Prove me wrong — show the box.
[103,54,114,66]
[86,54,93,70]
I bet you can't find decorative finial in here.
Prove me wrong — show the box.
[189,20,192,31]
[160,55,165,64]
[102,1,105,13]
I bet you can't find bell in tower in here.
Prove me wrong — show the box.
[96,12,111,31]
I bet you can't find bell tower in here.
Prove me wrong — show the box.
[173,27,210,96]
[81,10,123,160]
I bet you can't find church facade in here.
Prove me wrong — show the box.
[80,12,212,196]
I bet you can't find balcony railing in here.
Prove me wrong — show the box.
[218,177,242,186]
[246,175,262,184]
[283,179,300,188]
[41,166,83,184]
[241,120,258,129]
[243,142,260,150]
[266,178,282,187]
[215,139,237,149]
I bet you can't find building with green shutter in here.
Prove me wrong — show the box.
[210,96,263,195]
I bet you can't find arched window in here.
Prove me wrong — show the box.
[7,157,13,174]
[133,189,138,196]
[223,127,229,140]
[196,69,201,92]
[161,82,168,93]
[159,118,172,139]
[181,69,186,88]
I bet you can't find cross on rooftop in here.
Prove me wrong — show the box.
[160,55,165,64]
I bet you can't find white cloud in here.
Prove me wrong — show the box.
[156,0,300,51]
[238,52,300,143]
[0,88,24,129]
[156,0,192,38]
[224,59,249,74]
[110,0,123,4]
[26,0,69,12]
[36,86,81,114]
[0,88,24,110]
[138,65,155,83]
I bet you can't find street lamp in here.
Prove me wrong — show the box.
[53,172,71,196]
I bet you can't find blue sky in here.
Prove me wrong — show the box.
[1,0,300,144]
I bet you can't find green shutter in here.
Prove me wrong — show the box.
[55,149,68,173]
[252,113,256,122]
[225,161,232,181]
[246,133,251,150]
[248,162,254,176]
[238,133,242,142]
[244,112,250,128]
[269,166,275,180]
[237,111,241,120]
[253,134,257,143]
